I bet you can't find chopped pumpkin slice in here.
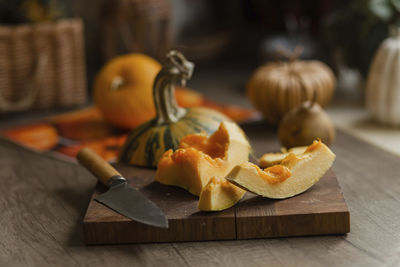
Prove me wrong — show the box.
[198,177,246,211]
[155,121,250,196]
[259,146,307,168]
[226,140,335,199]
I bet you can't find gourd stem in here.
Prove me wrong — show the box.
[153,50,194,124]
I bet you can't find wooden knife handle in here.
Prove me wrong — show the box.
[77,147,122,186]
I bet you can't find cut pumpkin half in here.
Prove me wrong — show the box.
[155,121,250,196]
[226,140,335,199]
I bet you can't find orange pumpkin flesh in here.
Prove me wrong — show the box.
[93,54,161,129]
[155,121,250,196]
[226,140,335,199]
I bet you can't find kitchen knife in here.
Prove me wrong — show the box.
[77,147,168,228]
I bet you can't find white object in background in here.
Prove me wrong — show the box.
[366,29,400,126]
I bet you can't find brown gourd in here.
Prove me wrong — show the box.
[278,101,335,148]
[246,47,336,125]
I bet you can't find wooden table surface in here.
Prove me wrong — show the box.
[1,125,400,266]
[2,63,400,266]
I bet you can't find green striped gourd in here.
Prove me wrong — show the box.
[119,51,232,168]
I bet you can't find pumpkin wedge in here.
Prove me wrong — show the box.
[155,121,250,196]
[198,177,246,211]
[259,146,307,168]
[226,140,335,199]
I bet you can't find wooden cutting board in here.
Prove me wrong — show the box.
[83,122,350,244]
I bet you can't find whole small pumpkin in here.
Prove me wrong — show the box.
[247,49,336,125]
[366,30,400,126]
[119,50,235,168]
[93,54,161,129]
[93,54,207,129]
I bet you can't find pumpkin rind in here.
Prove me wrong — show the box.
[247,60,336,125]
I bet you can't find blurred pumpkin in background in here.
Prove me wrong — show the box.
[366,30,400,126]
[93,54,161,129]
[278,101,335,148]
[246,47,336,125]
[94,53,205,130]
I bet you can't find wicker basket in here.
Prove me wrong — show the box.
[0,18,87,112]
[101,0,172,62]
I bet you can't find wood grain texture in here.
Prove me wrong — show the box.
[236,170,349,239]
[1,122,400,266]
[82,122,349,243]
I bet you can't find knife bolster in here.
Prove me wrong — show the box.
[108,175,127,187]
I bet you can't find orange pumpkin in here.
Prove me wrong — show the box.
[93,54,162,129]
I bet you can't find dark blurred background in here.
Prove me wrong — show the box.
[1,0,399,105]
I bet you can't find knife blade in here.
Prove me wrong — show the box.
[77,148,168,228]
